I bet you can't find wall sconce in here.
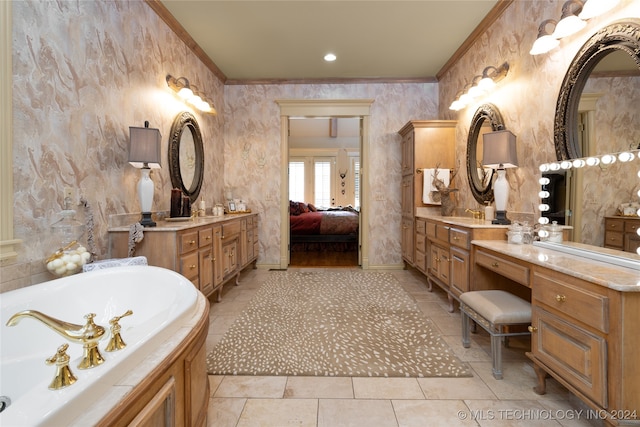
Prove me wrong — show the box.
[166,74,217,114]
[482,130,518,224]
[553,1,587,39]
[530,0,621,56]
[129,121,161,227]
[529,20,560,55]
[448,62,509,111]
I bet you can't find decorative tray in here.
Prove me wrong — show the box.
[165,217,192,222]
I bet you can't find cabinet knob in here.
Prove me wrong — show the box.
[452,236,459,241]
[189,240,196,245]
[189,264,196,269]
[491,262,499,268]
[555,294,566,303]
[528,326,537,333]
[206,236,211,240]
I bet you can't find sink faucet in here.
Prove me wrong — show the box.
[465,208,485,220]
[6,311,106,369]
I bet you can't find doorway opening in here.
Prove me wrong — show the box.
[288,117,361,267]
[276,99,373,270]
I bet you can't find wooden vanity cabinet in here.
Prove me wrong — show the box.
[398,120,456,267]
[424,218,505,311]
[108,214,258,302]
[472,244,640,426]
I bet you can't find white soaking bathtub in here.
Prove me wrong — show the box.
[0,265,202,426]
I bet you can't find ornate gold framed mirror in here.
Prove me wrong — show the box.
[168,112,204,203]
[466,103,506,204]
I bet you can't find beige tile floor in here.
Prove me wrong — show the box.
[206,267,601,427]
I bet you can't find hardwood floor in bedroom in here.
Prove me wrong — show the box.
[289,250,358,267]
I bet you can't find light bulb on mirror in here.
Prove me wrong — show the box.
[539,190,550,198]
[586,157,600,166]
[539,177,550,185]
[618,152,634,162]
[538,217,549,225]
[601,154,616,165]
[549,162,561,171]
[572,159,585,168]
[539,203,550,212]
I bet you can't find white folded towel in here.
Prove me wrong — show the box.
[423,168,450,205]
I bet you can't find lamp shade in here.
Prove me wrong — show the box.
[129,125,161,169]
[482,130,518,169]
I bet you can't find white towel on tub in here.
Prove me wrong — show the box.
[422,168,449,205]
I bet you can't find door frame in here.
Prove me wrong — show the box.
[276,99,374,269]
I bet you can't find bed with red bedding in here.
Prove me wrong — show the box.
[289,201,359,250]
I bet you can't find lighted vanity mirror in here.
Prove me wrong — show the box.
[466,103,506,204]
[547,20,640,252]
[169,112,204,203]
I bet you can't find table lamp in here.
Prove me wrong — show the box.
[129,121,161,227]
[482,130,518,224]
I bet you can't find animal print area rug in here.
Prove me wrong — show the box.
[206,271,472,378]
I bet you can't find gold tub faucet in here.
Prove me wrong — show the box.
[6,310,106,369]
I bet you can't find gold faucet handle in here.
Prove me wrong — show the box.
[109,309,133,325]
[105,310,133,352]
[46,343,71,365]
[46,343,78,390]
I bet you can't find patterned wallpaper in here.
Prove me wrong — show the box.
[3,0,639,291]
[223,83,439,267]
[3,0,224,291]
[438,0,640,236]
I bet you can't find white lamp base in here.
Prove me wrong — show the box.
[137,167,156,227]
[492,168,511,225]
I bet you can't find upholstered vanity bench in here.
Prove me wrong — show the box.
[460,290,531,380]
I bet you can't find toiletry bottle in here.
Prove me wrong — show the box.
[484,201,495,221]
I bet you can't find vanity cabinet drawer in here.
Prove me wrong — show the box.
[415,233,426,252]
[179,231,199,255]
[533,272,608,333]
[221,220,241,239]
[475,250,530,286]
[180,251,199,281]
[449,228,470,249]
[625,221,639,233]
[604,231,623,248]
[435,224,449,242]
[426,222,437,239]
[531,307,607,408]
[415,219,426,234]
[605,218,624,232]
[198,228,213,248]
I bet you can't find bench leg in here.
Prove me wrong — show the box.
[491,334,503,380]
[461,311,471,348]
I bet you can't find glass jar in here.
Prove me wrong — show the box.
[46,200,91,276]
[546,221,563,243]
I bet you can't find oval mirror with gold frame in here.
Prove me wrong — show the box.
[169,112,204,203]
[466,103,505,204]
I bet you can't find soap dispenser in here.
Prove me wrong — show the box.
[484,201,495,222]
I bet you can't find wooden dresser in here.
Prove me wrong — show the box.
[604,216,640,254]
[472,241,640,427]
[108,213,258,301]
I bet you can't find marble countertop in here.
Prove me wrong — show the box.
[473,240,640,292]
[108,212,255,232]
[414,209,510,229]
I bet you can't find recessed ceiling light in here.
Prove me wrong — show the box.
[324,53,336,62]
